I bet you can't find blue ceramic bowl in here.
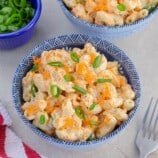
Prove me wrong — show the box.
[12,34,141,150]
[0,0,42,50]
[58,0,158,39]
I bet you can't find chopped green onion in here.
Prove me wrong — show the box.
[75,107,85,120]
[8,0,16,9]
[97,78,112,83]
[145,3,157,13]
[28,7,35,17]
[117,3,126,11]
[87,133,95,141]
[7,25,18,31]
[0,25,7,32]
[21,0,27,8]
[48,61,64,67]
[0,0,35,34]
[90,121,98,126]
[5,14,22,26]
[70,52,79,63]
[50,85,61,98]
[3,15,9,22]
[0,15,4,24]
[93,55,102,68]
[0,1,8,9]
[64,74,74,82]
[20,8,29,20]
[13,0,26,8]
[39,115,45,125]
[31,64,38,72]
[31,84,38,97]
[89,103,96,111]
[72,85,87,94]
[0,7,12,15]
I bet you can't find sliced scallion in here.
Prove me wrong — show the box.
[64,74,74,82]
[50,85,61,98]
[89,103,96,111]
[145,3,157,13]
[87,133,95,141]
[70,52,79,63]
[97,78,112,83]
[75,107,85,120]
[90,121,98,126]
[39,115,45,125]
[117,3,126,11]
[30,84,38,97]
[93,55,102,68]
[0,25,7,32]
[31,64,38,72]
[72,85,87,94]
[48,61,64,67]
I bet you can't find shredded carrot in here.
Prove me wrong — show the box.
[76,62,96,84]
[45,99,55,115]
[40,70,50,80]
[102,84,111,99]
[45,106,54,115]
[97,98,105,105]
[97,84,112,104]
[63,65,69,73]
[90,52,96,64]
[33,57,41,65]
[27,105,39,115]
[61,118,73,129]
[85,72,96,85]
[82,119,90,127]
[76,62,88,75]
[93,0,107,11]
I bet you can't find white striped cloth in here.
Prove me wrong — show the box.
[0,102,46,158]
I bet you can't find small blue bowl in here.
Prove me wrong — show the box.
[0,0,42,50]
[12,34,141,150]
[58,0,158,39]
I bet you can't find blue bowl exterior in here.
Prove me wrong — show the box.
[12,34,141,150]
[0,0,42,49]
[0,27,35,49]
[58,0,158,39]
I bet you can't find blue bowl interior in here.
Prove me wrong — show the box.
[30,0,38,8]
[12,34,141,148]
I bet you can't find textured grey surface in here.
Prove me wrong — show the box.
[0,0,158,158]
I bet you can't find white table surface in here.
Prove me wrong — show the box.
[0,1,158,158]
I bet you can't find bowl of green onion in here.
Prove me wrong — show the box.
[0,0,42,49]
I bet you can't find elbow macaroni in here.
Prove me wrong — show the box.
[63,0,158,26]
[21,43,135,142]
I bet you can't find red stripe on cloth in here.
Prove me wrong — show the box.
[0,126,8,158]
[23,143,41,158]
[0,114,4,125]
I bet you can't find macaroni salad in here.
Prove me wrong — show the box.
[63,0,158,26]
[21,43,135,142]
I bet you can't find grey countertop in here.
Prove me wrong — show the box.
[0,0,158,158]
